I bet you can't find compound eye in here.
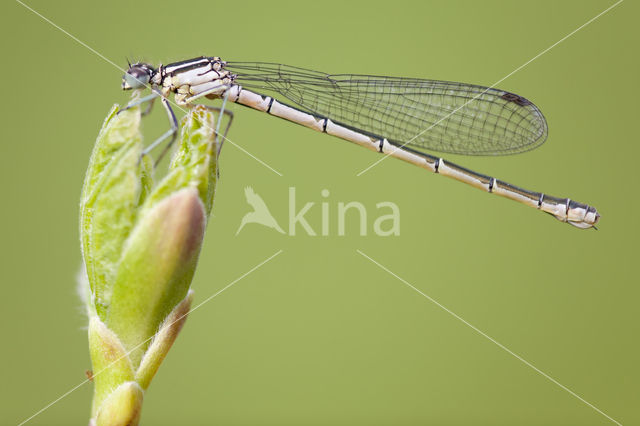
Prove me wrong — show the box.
[122,67,150,89]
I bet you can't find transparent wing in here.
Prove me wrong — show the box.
[226,62,548,156]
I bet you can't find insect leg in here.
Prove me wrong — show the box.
[143,97,179,166]
[119,90,160,114]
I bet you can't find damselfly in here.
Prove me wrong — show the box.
[121,56,600,229]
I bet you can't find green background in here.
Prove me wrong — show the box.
[1,0,637,424]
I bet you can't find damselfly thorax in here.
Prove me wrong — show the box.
[120,56,600,229]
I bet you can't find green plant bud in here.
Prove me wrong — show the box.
[81,99,224,425]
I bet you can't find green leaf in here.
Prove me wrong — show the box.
[135,290,194,389]
[88,316,135,418]
[106,189,205,367]
[94,381,144,426]
[80,105,146,319]
[140,105,220,217]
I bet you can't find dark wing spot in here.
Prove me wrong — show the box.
[501,92,532,106]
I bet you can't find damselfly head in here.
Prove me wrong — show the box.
[122,63,156,90]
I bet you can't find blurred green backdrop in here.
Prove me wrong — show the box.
[1,1,637,425]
